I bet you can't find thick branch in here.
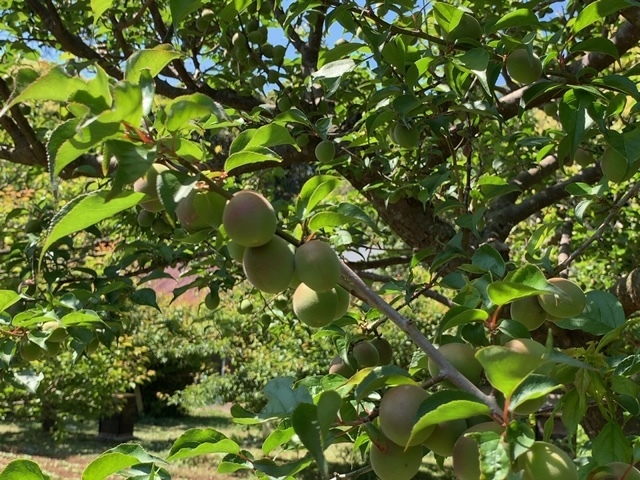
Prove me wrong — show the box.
[612,268,640,317]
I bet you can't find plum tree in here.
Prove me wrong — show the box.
[369,435,424,480]
[422,418,467,457]
[292,284,339,328]
[222,190,277,247]
[515,441,578,480]
[452,422,504,480]
[510,296,547,330]
[314,140,335,162]
[243,236,295,294]
[538,278,587,319]
[428,342,483,386]
[352,340,379,368]
[175,189,226,232]
[294,240,340,292]
[506,49,543,84]
[371,337,393,365]
[601,147,628,183]
[379,385,434,447]
[133,164,169,212]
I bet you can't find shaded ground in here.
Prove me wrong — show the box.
[0,405,454,479]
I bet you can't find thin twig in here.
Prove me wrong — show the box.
[117,0,154,29]
[554,180,640,275]
[330,465,372,480]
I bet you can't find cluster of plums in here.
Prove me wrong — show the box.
[328,337,393,377]
[510,277,587,331]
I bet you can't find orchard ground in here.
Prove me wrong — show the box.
[0,404,455,479]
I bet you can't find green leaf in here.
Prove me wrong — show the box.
[509,375,560,412]
[318,42,367,68]
[477,175,520,200]
[91,0,115,23]
[570,37,619,59]
[472,244,505,277]
[219,0,252,27]
[573,0,633,33]
[486,282,548,305]
[475,345,548,397]
[164,93,217,132]
[245,124,299,151]
[82,444,165,480]
[592,422,633,465]
[432,2,463,33]
[291,403,328,478]
[304,178,340,217]
[39,191,145,265]
[478,433,510,480]
[262,427,295,455]
[409,390,490,445]
[354,365,415,401]
[317,391,341,444]
[0,290,20,313]
[125,45,182,83]
[439,307,489,332]
[0,459,51,480]
[107,140,155,198]
[224,148,281,173]
[61,310,103,326]
[554,290,625,335]
[0,66,86,118]
[312,59,356,80]
[170,0,203,27]
[489,8,540,33]
[166,428,240,461]
[259,377,313,419]
[131,288,160,310]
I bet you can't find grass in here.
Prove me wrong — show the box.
[0,405,455,479]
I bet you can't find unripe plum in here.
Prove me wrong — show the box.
[575,148,593,167]
[315,140,336,162]
[510,296,547,330]
[243,236,295,294]
[352,341,379,368]
[227,241,246,263]
[515,441,578,480]
[238,299,253,314]
[444,13,482,43]
[538,277,586,319]
[506,49,543,84]
[392,123,420,149]
[369,436,424,480]
[588,462,640,480]
[293,283,339,328]
[504,338,546,357]
[329,355,356,377]
[379,385,434,447]
[20,341,44,362]
[427,342,483,386]
[137,210,154,228]
[371,337,393,365]
[452,422,503,480]
[222,190,277,247]
[204,289,220,310]
[423,418,467,457]
[333,285,350,320]
[294,240,340,292]
[134,163,169,212]
[176,189,226,232]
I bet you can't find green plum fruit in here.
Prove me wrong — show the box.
[222,190,277,247]
[227,241,246,263]
[371,337,393,365]
[329,355,356,377]
[428,342,483,386]
[379,385,434,447]
[506,49,543,84]
[333,286,350,320]
[293,283,339,328]
[444,13,482,43]
[392,123,420,149]
[294,240,340,292]
[137,210,155,228]
[204,289,220,310]
[510,296,547,330]
[452,422,504,480]
[315,140,336,162]
[369,436,424,480]
[176,189,226,232]
[504,338,546,357]
[243,236,295,294]
[600,147,628,183]
[42,321,66,343]
[20,341,44,362]
[352,341,379,368]
[151,218,172,235]
[575,148,593,167]
[423,418,467,457]
[134,164,169,212]
[195,9,214,32]
[538,277,586,319]
[515,441,578,480]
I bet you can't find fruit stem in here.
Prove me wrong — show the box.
[339,261,503,419]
